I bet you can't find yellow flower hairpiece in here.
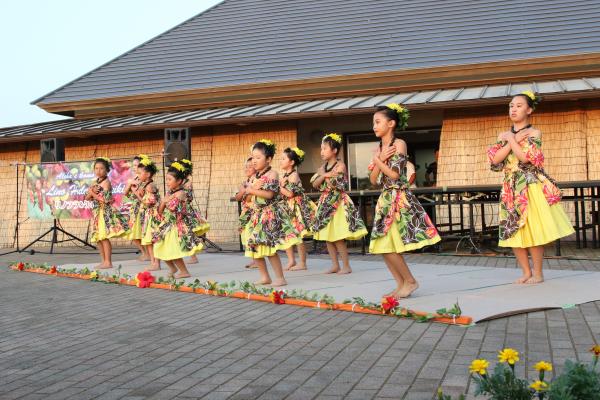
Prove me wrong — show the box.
[521,90,536,101]
[137,154,149,159]
[323,133,342,143]
[180,159,192,166]
[171,162,185,172]
[258,139,275,147]
[97,156,111,163]
[291,147,305,159]
[139,158,153,166]
[386,103,405,113]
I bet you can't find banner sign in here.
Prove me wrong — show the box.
[26,160,133,220]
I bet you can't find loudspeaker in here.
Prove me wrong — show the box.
[40,138,65,162]
[164,128,190,166]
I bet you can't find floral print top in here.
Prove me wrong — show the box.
[282,179,316,234]
[487,136,562,240]
[152,194,203,252]
[245,174,299,252]
[368,154,440,242]
[140,185,161,234]
[91,185,129,240]
[238,178,254,232]
[312,167,366,234]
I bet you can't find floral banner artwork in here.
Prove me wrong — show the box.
[25,159,134,220]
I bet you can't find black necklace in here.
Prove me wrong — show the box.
[324,161,338,173]
[283,170,295,178]
[379,136,396,150]
[255,166,271,179]
[96,176,107,185]
[169,187,183,195]
[511,124,532,134]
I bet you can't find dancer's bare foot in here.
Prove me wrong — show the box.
[383,288,400,297]
[398,281,419,298]
[245,261,258,269]
[284,261,296,271]
[514,274,532,284]
[269,279,288,287]
[187,256,199,264]
[145,264,160,271]
[325,266,340,274]
[95,263,112,270]
[337,267,352,275]
[290,264,307,271]
[174,272,191,279]
[525,275,544,284]
[254,279,272,285]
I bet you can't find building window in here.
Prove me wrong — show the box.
[345,128,441,190]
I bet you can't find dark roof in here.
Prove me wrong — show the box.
[8,76,599,141]
[34,0,600,105]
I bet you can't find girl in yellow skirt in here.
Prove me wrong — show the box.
[368,104,441,298]
[180,159,210,264]
[137,158,161,271]
[311,133,368,274]
[280,147,316,271]
[123,155,148,260]
[152,162,203,278]
[85,157,129,269]
[234,157,257,269]
[488,91,574,284]
[243,139,302,286]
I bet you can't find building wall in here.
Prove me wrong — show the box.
[0,122,296,249]
[437,101,591,186]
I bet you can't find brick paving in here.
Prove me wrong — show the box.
[0,248,599,399]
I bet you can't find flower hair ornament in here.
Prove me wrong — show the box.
[180,159,193,167]
[323,133,342,143]
[291,147,305,160]
[170,162,186,172]
[386,103,410,130]
[520,90,541,109]
[97,156,111,163]
[139,158,154,166]
[137,153,149,159]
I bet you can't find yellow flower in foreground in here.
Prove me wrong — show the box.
[498,348,520,365]
[90,271,99,279]
[530,380,548,392]
[534,361,553,372]
[469,359,489,375]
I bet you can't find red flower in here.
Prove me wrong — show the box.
[16,262,24,271]
[270,290,285,304]
[49,265,57,274]
[135,271,155,288]
[381,296,399,314]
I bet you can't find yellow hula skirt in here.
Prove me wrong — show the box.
[125,209,144,241]
[244,236,302,259]
[313,205,368,242]
[369,220,441,254]
[193,222,211,236]
[140,217,155,246]
[153,229,204,261]
[91,209,128,243]
[499,183,574,248]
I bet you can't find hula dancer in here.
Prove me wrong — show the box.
[279,146,316,271]
[123,154,148,260]
[85,157,129,269]
[137,157,161,271]
[488,91,574,284]
[368,104,441,298]
[234,157,257,269]
[243,139,301,286]
[180,159,210,264]
[311,133,368,274]
[152,162,204,278]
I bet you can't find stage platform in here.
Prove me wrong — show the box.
[52,252,600,323]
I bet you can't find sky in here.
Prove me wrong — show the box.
[0,0,222,128]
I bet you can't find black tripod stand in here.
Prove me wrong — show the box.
[21,219,96,255]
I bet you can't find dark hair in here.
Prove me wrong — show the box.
[513,94,539,110]
[133,156,143,162]
[246,156,253,162]
[376,106,400,130]
[321,137,341,154]
[167,166,186,181]
[94,158,111,172]
[283,147,305,167]
[140,162,158,176]
[252,141,276,159]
